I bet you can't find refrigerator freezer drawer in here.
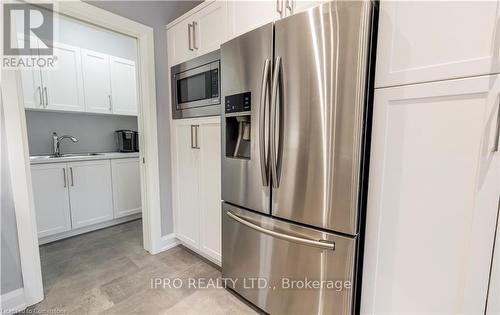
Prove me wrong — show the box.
[222,203,357,315]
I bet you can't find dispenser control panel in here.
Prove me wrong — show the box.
[225,92,251,113]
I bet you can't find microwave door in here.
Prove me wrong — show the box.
[270,2,372,235]
[221,23,273,215]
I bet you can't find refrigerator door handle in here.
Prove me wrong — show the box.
[226,211,335,250]
[259,59,271,186]
[270,56,282,188]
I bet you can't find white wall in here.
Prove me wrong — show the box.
[1,102,24,295]
[26,111,138,155]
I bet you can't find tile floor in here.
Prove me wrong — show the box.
[27,220,257,315]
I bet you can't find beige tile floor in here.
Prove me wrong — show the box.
[27,220,258,315]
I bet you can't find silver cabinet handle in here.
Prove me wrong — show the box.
[227,211,335,250]
[259,59,271,187]
[188,23,194,51]
[194,125,200,149]
[270,56,282,188]
[43,87,49,107]
[63,168,67,188]
[192,21,198,50]
[285,0,293,14]
[494,100,500,152]
[70,167,74,186]
[37,86,43,107]
[190,125,196,149]
[108,95,112,112]
[276,0,283,16]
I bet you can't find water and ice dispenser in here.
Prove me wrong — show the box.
[225,92,251,159]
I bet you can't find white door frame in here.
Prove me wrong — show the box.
[1,1,165,307]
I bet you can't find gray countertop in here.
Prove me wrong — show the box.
[30,152,140,164]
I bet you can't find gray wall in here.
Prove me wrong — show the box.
[87,1,201,235]
[26,111,138,155]
[1,105,24,294]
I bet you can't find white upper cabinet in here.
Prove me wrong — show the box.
[227,1,281,40]
[167,1,228,66]
[362,75,500,314]
[167,17,198,66]
[31,163,72,238]
[68,160,114,229]
[81,49,112,114]
[18,37,43,109]
[193,1,228,56]
[42,42,85,112]
[376,1,500,87]
[111,158,142,218]
[110,56,138,115]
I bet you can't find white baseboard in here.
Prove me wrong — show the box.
[153,233,180,254]
[1,288,26,314]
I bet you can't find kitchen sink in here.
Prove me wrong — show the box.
[30,153,103,160]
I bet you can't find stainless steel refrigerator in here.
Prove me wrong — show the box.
[221,1,375,314]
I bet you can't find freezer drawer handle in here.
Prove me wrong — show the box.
[226,211,335,251]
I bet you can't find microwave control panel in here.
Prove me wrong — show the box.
[225,92,251,113]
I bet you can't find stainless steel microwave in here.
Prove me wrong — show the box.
[171,50,221,119]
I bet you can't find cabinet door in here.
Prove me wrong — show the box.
[81,49,112,114]
[487,213,500,314]
[18,37,43,109]
[198,119,222,263]
[172,121,200,248]
[42,42,85,112]
[68,160,114,229]
[227,1,281,40]
[362,75,500,314]
[376,1,500,88]
[167,18,197,66]
[111,158,142,218]
[110,56,138,115]
[193,1,228,56]
[31,163,71,238]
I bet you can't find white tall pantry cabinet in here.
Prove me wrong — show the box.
[362,1,500,314]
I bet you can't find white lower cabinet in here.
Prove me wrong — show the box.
[172,117,221,264]
[487,213,500,315]
[198,121,222,262]
[31,163,72,238]
[362,75,500,314]
[68,160,114,229]
[31,157,140,240]
[111,158,142,218]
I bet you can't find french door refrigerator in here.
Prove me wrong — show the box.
[221,1,375,314]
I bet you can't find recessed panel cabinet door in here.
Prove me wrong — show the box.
[68,160,114,229]
[110,56,138,115]
[42,42,85,112]
[111,158,142,218]
[362,75,500,314]
[376,1,500,87]
[31,163,72,238]
[193,1,228,56]
[227,1,281,40]
[18,37,43,109]
[167,18,197,66]
[81,49,112,114]
[487,213,500,314]
[198,120,222,263]
[172,122,200,248]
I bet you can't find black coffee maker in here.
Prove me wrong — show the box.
[115,130,136,152]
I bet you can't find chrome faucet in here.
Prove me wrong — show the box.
[52,132,78,157]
